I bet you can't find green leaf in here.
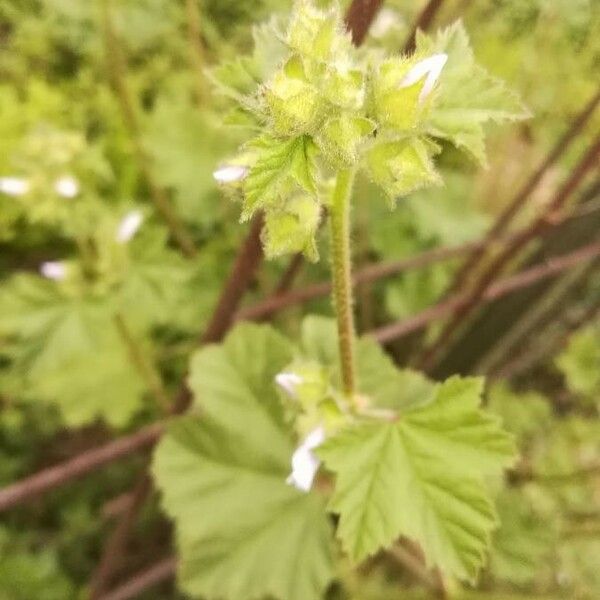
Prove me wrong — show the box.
[143,97,232,226]
[242,134,317,221]
[116,228,194,329]
[153,323,335,600]
[365,138,441,201]
[0,276,146,427]
[418,22,530,164]
[210,20,289,107]
[318,376,516,582]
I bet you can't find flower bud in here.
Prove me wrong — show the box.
[213,165,248,185]
[40,261,67,281]
[55,175,80,198]
[400,53,448,103]
[116,210,144,243]
[0,177,30,197]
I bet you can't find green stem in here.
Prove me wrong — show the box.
[100,0,197,259]
[185,0,209,105]
[114,314,171,413]
[329,168,357,401]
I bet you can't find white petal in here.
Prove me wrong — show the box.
[116,210,144,243]
[55,175,80,198]
[400,53,448,103]
[0,177,30,197]
[275,372,304,400]
[213,165,248,184]
[286,426,326,493]
[40,261,67,281]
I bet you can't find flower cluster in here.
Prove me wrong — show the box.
[212,1,455,261]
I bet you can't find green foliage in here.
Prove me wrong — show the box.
[0,535,75,600]
[154,320,516,595]
[1,0,596,598]
[319,377,515,582]
[143,96,234,226]
[153,323,334,600]
[490,489,557,585]
[0,275,146,427]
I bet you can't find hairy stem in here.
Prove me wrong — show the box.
[329,168,357,400]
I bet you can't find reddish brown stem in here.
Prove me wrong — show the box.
[372,241,600,344]
[404,0,446,53]
[0,423,163,512]
[495,297,600,380]
[416,134,600,370]
[97,557,177,600]
[2,219,597,514]
[446,87,600,296]
[200,215,265,344]
[89,473,153,598]
[345,0,384,46]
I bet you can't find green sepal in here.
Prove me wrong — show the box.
[265,68,325,136]
[262,195,321,261]
[368,57,427,131]
[365,137,441,202]
[286,1,350,63]
[316,115,375,167]
[321,67,365,110]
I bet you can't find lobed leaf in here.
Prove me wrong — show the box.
[318,376,516,582]
[154,323,335,600]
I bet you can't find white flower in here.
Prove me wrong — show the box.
[40,261,67,281]
[213,165,248,185]
[0,177,30,197]
[55,175,80,199]
[116,210,144,243]
[286,426,326,493]
[275,372,304,400]
[399,53,448,103]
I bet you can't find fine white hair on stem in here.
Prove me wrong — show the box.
[213,165,248,185]
[400,53,448,103]
[275,372,304,400]
[40,261,67,281]
[0,177,30,197]
[55,175,80,199]
[116,210,144,243]
[286,426,326,493]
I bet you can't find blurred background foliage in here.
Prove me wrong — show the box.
[0,0,598,598]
